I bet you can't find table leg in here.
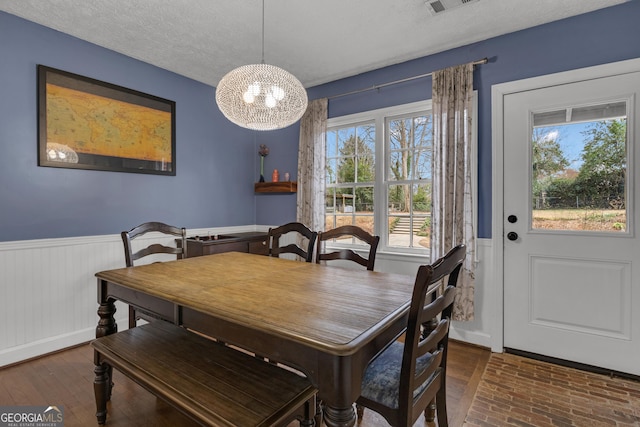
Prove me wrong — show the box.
[96,300,117,338]
[323,404,356,427]
[94,299,117,417]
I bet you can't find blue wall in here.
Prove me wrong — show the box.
[299,1,640,238]
[2,2,640,242]
[0,11,279,241]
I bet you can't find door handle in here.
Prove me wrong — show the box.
[507,232,518,241]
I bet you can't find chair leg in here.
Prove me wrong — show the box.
[128,305,137,329]
[314,400,323,427]
[299,395,317,427]
[435,387,448,427]
[422,318,439,423]
[424,398,436,422]
[94,362,110,424]
[356,403,364,420]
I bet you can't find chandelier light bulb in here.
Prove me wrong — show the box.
[271,85,285,101]
[243,91,255,104]
[249,83,261,96]
[265,94,276,108]
[243,91,254,104]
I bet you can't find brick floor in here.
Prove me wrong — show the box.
[464,353,640,427]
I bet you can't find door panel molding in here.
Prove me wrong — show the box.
[529,255,631,339]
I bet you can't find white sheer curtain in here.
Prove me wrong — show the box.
[431,63,476,321]
[297,98,328,232]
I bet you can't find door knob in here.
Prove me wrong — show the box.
[507,232,518,241]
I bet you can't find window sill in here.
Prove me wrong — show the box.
[324,243,430,262]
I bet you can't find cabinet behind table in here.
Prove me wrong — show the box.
[178,231,269,257]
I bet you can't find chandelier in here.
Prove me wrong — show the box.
[215,1,308,131]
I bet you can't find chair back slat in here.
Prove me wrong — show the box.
[132,243,184,262]
[121,221,186,267]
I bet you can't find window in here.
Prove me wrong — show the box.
[386,113,433,251]
[325,101,434,255]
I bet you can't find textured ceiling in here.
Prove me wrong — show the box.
[0,0,628,88]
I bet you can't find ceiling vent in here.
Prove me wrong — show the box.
[426,0,480,15]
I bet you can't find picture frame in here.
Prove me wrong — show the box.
[37,65,176,175]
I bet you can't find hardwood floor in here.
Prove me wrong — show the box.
[0,340,490,427]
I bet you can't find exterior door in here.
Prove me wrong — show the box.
[502,71,640,375]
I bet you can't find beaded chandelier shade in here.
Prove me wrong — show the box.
[215,0,308,131]
[216,63,308,131]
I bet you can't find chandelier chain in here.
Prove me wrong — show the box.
[261,0,265,64]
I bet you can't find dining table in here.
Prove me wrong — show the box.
[94,251,416,427]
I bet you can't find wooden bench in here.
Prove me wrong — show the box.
[91,321,317,426]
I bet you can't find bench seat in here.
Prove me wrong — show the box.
[91,321,317,426]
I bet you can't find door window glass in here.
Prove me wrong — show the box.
[531,101,628,232]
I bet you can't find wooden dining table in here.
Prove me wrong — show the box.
[94,251,416,427]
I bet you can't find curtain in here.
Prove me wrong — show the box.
[297,98,328,233]
[431,63,476,321]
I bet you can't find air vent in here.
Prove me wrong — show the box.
[426,0,479,15]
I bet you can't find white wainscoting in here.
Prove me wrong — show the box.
[0,227,493,367]
[0,225,260,367]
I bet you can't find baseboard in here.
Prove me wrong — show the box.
[0,317,128,368]
[449,326,491,349]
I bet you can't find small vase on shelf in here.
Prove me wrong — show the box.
[259,156,265,182]
[258,144,269,183]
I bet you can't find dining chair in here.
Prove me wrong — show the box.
[121,221,187,328]
[267,222,317,262]
[355,244,466,427]
[315,225,380,271]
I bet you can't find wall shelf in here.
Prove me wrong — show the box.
[254,181,297,193]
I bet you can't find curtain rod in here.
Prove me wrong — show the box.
[327,57,488,100]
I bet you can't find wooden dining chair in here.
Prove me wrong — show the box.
[355,244,466,427]
[267,222,317,262]
[121,221,186,328]
[316,225,380,271]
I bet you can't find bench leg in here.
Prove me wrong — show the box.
[94,361,110,424]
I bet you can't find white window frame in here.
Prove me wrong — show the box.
[326,95,478,258]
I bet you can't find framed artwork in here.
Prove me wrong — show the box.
[37,65,176,175]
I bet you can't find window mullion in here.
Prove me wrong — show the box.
[374,114,385,246]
